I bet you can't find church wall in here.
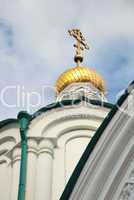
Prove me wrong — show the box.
[0,160,11,200]
[0,124,20,200]
[0,103,110,200]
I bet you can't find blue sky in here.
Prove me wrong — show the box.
[0,0,134,120]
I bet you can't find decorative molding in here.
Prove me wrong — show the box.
[119,169,134,200]
[57,82,107,102]
[27,138,38,154]
[30,98,112,127]
[11,147,21,164]
[28,102,108,139]
[0,136,16,157]
[42,113,103,134]
[38,139,55,157]
[65,134,92,146]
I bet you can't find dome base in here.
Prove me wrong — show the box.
[56,82,107,102]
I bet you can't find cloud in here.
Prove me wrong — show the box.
[0,0,134,119]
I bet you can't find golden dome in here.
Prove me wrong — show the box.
[56,66,105,94]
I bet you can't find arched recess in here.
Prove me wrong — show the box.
[43,118,97,139]
[0,136,16,156]
[51,125,95,200]
[28,104,107,138]
[0,124,20,147]
[65,133,91,183]
[43,111,98,200]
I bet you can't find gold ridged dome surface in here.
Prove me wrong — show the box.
[56,66,105,94]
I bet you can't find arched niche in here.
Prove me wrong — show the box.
[29,104,107,138]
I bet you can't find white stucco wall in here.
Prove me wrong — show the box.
[0,101,110,200]
[0,124,20,200]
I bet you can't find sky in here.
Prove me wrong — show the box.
[0,0,134,120]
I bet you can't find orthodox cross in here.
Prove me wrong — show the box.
[68,29,90,66]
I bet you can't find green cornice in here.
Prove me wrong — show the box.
[0,118,18,129]
[31,98,113,120]
[59,81,134,200]
[0,98,113,129]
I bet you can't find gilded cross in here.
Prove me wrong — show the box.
[68,29,90,66]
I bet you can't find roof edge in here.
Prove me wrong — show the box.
[0,119,18,129]
[0,98,113,130]
[32,97,113,120]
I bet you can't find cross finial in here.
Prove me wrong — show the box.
[68,29,90,67]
